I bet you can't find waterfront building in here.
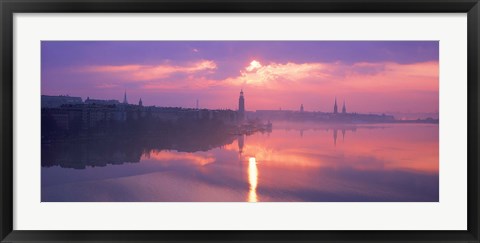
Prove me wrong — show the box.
[342,100,346,114]
[85,97,120,105]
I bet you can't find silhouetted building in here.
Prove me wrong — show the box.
[85,97,120,105]
[342,100,346,114]
[51,113,70,130]
[333,97,338,114]
[300,104,304,113]
[238,89,245,121]
[139,98,143,107]
[41,95,83,108]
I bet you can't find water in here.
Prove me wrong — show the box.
[41,122,439,202]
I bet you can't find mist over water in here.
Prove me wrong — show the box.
[41,122,438,202]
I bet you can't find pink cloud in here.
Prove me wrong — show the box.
[219,60,438,100]
[81,60,217,81]
[71,59,438,113]
[80,59,438,95]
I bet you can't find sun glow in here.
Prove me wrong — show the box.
[246,60,262,72]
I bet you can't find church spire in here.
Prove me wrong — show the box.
[123,90,128,104]
[139,98,143,107]
[333,97,338,114]
[342,100,346,114]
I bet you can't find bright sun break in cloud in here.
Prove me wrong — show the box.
[246,60,262,72]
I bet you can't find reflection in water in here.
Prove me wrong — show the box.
[145,150,215,166]
[333,129,346,145]
[248,157,258,202]
[238,134,245,155]
[42,122,439,202]
[333,129,338,146]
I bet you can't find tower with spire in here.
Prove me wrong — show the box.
[238,89,245,121]
[342,100,346,114]
[138,98,143,107]
[123,90,128,104]
[333,97,338,114]
[300,104,304,113]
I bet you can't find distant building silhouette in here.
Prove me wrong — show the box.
[41,95,82,108]
[300,104,304,113]
[123,90,128,104]
[85,97,120,105]
[238,89,245,121]
[139,98,143,107]
[342,100,346,114]
[333,97,338,114]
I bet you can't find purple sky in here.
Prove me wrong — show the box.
[41,41,439,113]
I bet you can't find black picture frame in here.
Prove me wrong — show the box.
[1,0,479,242]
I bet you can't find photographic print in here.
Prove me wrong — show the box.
[41,41,439,202]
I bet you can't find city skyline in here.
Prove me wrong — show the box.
[42,41,439,114]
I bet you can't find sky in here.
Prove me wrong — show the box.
[41,41,439,114]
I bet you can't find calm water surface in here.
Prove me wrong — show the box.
[41,122,439,202]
